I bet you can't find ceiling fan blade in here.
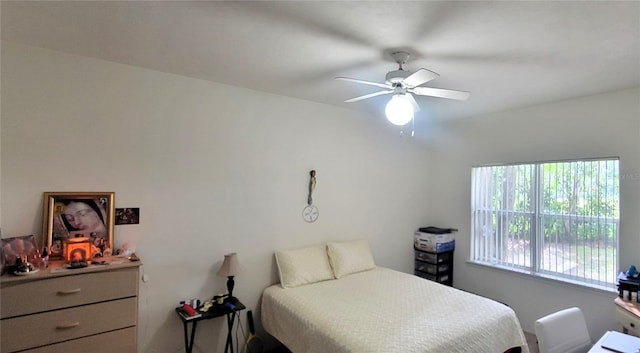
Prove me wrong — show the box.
[405,93,421,112]
[344,90,394,103]
[335,77,392,89]
[411,87,471,101]
[402,68,440,88]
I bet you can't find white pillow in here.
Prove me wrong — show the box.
[327,239,376,278]
[275,244,335,288]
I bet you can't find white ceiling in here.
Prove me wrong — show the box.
[2,1,639,125]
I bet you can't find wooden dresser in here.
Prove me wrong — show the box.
[1,260,141,353]
[614,296,640,337]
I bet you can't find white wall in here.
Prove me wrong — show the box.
[0,43,432,353]
[426,87,640,339]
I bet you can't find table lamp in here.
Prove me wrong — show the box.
[217,253,241,303]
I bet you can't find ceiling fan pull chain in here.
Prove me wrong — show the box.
[411,116,415,137]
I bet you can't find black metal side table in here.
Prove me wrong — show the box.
[175,300,246,353]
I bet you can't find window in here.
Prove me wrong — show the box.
[471,158,619,289]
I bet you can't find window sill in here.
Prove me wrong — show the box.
[466,260,618,297]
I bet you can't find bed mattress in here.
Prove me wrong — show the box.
[262,267,529,353]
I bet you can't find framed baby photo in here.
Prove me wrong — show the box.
[43,192,115,260]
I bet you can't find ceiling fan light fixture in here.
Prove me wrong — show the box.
[385,94,414,126]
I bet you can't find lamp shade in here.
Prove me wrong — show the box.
[217,252,241,277]
[385,94,414,126]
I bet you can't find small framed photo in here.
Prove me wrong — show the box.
[43,192,115,260]
[115,208,140,225]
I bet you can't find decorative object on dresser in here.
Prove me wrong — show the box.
[1,234,39,275]
[1,259,141,353]
[42,192,115,260]
[63,237,91,269]
[217,252,241,303]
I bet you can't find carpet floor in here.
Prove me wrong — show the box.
[525,331,540,353]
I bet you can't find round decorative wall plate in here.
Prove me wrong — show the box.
[302,204,319,223]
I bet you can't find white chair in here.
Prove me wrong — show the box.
[535,307,593,353]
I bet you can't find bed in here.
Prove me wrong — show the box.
[262,239,529,353]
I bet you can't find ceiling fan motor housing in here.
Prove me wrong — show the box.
[385,69,411,85]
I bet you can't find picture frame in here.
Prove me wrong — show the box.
[43,192,115,260]
[1,234,38,274]
[115,208,140,225]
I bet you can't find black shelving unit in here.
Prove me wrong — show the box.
[414,248,454,286]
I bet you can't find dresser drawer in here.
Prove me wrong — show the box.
[1,267,138,318]
[616,305,640,337]
[1,297,137,353]
[22,327,136,353]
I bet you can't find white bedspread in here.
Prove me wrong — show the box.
[262,267,529,353]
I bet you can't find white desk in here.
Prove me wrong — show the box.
[588,331,640,353]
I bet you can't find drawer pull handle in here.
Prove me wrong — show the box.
[631,323,635,328]
[56,322,80,329]
[57,288,81,295]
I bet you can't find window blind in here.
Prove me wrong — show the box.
[471,159,619,288]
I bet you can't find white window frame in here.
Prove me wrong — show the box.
[470,158,619,290]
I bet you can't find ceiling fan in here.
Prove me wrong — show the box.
[336,51,470,126]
